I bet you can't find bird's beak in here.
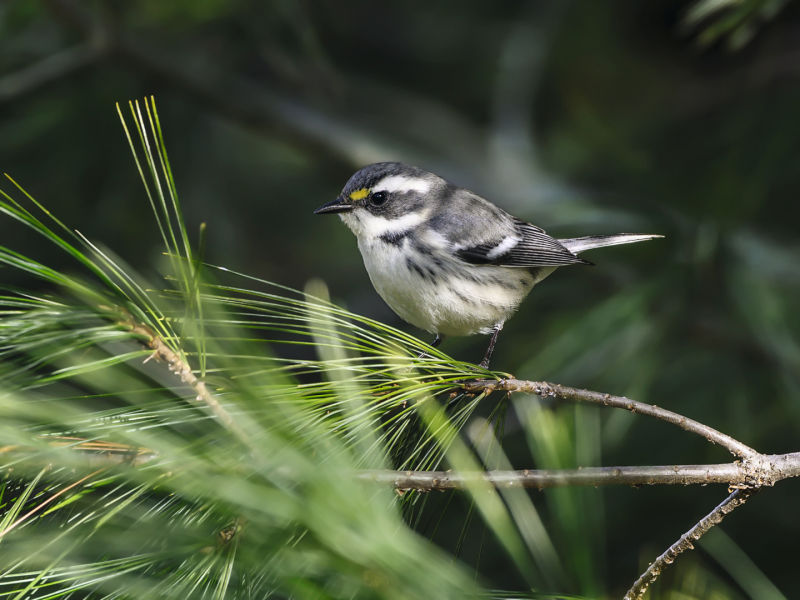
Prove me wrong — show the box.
[314,197,353,215]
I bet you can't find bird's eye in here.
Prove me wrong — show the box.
[369,191,388,206]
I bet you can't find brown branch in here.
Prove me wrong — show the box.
[462,379,759,460]
[0,467,106,540]
[362,450,800,490]
[361,462,726,490]
[458,377,793,594]
[126,322,252,447]
[11,443,800,491]
[624,489,755,600]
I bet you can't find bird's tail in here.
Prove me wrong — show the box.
[559,234,663,255]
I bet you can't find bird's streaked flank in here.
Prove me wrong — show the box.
[315,162,662,368]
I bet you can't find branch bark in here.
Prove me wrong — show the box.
[125,321,252,447]
[456,377,792,596]
[462,378,759,460]
[361,452,800,490]
[624,489,755,600]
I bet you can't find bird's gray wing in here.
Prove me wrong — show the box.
[454,219,589,268]
[426,190,589,267]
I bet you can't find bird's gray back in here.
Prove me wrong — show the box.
[427,186,519,245]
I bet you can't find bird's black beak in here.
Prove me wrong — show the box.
[314,197,353,215]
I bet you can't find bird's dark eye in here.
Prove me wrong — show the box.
[369,191,388,206]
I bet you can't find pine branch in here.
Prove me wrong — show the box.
[124,320,253,448]
[462,378,759,459]
[624,489,755,600]
[360,453,800,490]
[456,377,794,594]
[6,321,795,595]
[0,468,106,540]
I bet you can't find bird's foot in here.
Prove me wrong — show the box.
[417,334,444,360]
[478,324,503,370]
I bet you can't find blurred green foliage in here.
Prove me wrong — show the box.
[2,0,799,597]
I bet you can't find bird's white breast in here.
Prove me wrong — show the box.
[355,233,543,336]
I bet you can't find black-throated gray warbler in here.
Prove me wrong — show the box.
[315,162,661,368]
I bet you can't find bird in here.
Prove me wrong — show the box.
[314,162,662,368]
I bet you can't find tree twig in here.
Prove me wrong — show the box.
[0,467,106,540]
[624,488,755,600]
[458,377,790,595]
[126,321,252,447]
[462,379,760,460]
[361,452,800,490]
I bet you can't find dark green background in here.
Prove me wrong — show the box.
[2,1,799,597]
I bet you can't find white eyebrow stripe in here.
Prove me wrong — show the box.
[372,175,431,195]
[486,235,520,259]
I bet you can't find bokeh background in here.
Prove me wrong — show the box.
[2,0,799,597]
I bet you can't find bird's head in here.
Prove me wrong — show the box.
[315,162,444,239]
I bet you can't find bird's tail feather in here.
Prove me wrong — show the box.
[559,234,663,255]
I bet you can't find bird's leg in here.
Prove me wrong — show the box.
[479,324,503,369]
[418,334,444,359]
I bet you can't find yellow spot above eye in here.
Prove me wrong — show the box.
[349,188,369,201]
